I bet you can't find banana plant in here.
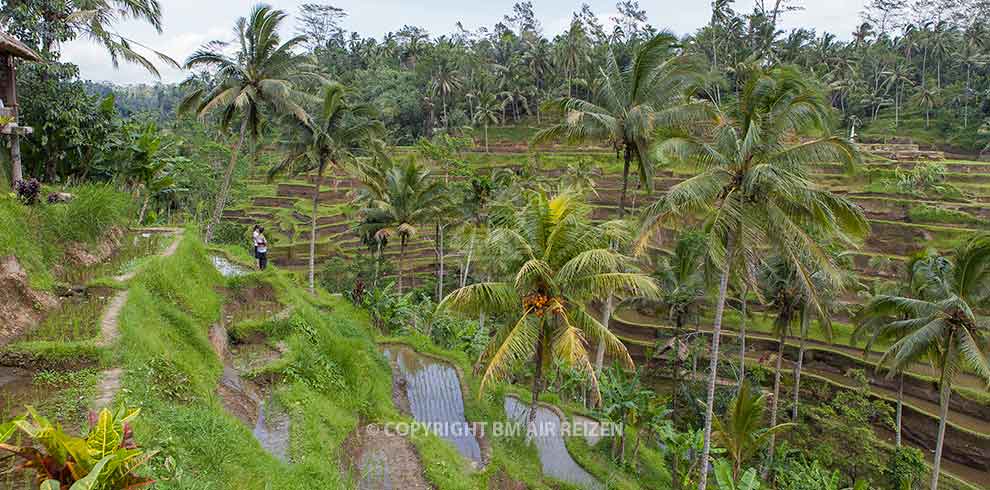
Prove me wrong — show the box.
[713,459,761,490]
[0,406,155,490]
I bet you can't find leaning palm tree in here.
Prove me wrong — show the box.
[534,32,702,217]
[855,235,990,490]
[440,191,656,425]
[268,83,385,293]
[636,65,870,490]
[179,4,317,243]
[353,157,444,294]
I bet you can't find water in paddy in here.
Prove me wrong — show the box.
[504,395,601,490]
[210,255,250,277]
[382,346,483,464]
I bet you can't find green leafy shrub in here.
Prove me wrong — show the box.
[211,220,249,246]
[0,406,155,490]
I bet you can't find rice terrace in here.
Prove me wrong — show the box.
[1,1,990,489]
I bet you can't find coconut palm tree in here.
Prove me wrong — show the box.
[853,251,932,447]
[440,191,656,425]
[354,157,444,294]
[268,83,385,293]
[534,32,702,217]
[179,4,317,243]
[652,231,710,419]
[913,84,940,129]
[430,62,462,129]
[713,381,794,480]
[854,235,990,490]
[636,65,870,490]
[473,93,502,152]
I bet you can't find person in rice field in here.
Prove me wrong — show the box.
[255,227,268,270]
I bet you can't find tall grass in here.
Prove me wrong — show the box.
[0,183,133,290]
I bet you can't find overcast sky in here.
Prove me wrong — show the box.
[62,0,868,85]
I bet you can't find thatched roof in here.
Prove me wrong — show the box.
[0,31,41,61]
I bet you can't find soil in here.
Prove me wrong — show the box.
[0,255,57,345]
[487,469,528,490]
[342,424,434,490]
[63,227,125,268]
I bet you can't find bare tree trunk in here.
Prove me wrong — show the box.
[697,231,736,490]
[595,294,613,374]
[484,123,489,153]
[139,194,150,224]
[435,222,445,301]
[205,120,248,244]
[309,165,324,294]
[619,147,631,217]
[896,374,904,446]
[528,337,544,431]
[930,365,951,490]
[765,330,786,477]
[738,285,748,390]
[792,306,809,421]
[398,236,407,294]
[10,134,22,187]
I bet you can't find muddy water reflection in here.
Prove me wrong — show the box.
[210,255,250,277]
[382,346,483,464]
[504,396,601,490]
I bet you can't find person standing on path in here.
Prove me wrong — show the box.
[255,227,268,270]
[252,225,261,258]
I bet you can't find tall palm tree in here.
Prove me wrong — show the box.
[354,158,444,294]
[534,32,702,217]
[555,19,591,97]
[636,65,870,490]
[440,191,656,425]
[855,235,990,490]
[652,231,710,420]
[473,93,502,152]
[913,84,940,129]
[430,63,462,129]
[853,251,931,447]
[268,83,385,293]
[179,4,316,243]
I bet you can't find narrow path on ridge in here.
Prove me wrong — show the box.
[93,228,184,410]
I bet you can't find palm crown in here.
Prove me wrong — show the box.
[534,32,703,215]
[440,191,657,406]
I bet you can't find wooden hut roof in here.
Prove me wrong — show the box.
[0,31,41,62]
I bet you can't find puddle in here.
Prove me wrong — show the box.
[213,324,290,462]
[382,346,483,464]
[0,368,42,420]
[211,255,251,277]
[504,396,602,490]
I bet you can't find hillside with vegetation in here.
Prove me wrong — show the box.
[1,1,989,490]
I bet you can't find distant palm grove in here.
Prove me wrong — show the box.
[0,2,989,490]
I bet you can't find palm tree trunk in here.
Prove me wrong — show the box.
[791,306,809,421]
[672,315,685,424]
[398,236,407,294]
[930,364,952,490]
[738,285,748,390]
[438,225,445,301]
[309,164,325,294]
[765,329,787,477]
[896,373,904,446]
[529,336,544,430]
[619,146,631,217]
[139,194,150,224]
[697,231,736,490]
[373,240,383,290]
[484,123,490,153]
[205,119,248,244]
[595,294,613,374]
